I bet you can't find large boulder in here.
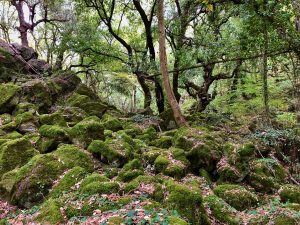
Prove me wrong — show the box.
[0,137,38,177]
[10,144,93,208]
[0,83,21,114]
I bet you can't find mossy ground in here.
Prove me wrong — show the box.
[0,77,299,225]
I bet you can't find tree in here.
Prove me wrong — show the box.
[157,0,187,127]
[10,0,68,47]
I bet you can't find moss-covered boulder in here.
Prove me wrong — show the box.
[150,135,173,149]
[68,116,104,148]
[102,115,123,132]
[0,169,18,198]
[88,140,128,166]
[0,83,20,114]
[10,144,93,207]
[49,166,87,198]
[67,93,107,117]
[168,216,189,225]
[37,124,69,153]
[80,181,120,195]
[0,137,38,177]
[164,180,209,225]
[36,198,64,224]
[123,175,157,193]
[204,195,240,225]
[213,184,258,211]
[248,158,286,192]
[21,80,53,113]
[136,127,158,144]
[0,114,13,125]
[39,112,67,126]
[173,127,222,172]
[117,159,144,182]
[279,184,300,204]
[154,148,189,179]
[14,111,38,134]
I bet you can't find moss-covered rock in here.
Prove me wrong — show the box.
[118,159,144,182]
[36,198,64,224]
[107,216,125,225]
[165,180,209,225]
[0,168,18,198]
[21,80,52,113]
[102,115,123,132]
[153,148,189,179]
[279,184,300,204]
[80,173,110,187]
[0,114,13,125]
[0,137,38,177]
[168,216,189,225]
[88,140,127,166]
[173,127,221,172]
[204,195,240,225]
[67,93,107,117]
[0,83,20,114]
[150,135,173,149]
[80,181,120,195]
[39,112,67,126]
[0,131,22,140]
[248,158,286,192]
[123,175,157,193]
[37,125,69,153]
[68,116,104,148]
[213,184,258,211]
[237,143,256,158]
[10,144,93,207]
[49,166,87,198]
[136,127,158,144]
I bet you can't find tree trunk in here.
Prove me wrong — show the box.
[262,19,270,118]
[157,0,187,127]
[13,0,30,47]
[136,73,152,110]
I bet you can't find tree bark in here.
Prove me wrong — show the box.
[262,14,270,118]
[157,0,187,127]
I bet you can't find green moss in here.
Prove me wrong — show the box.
[80,181,120,195]
[168,216,189,225]
[165,180,209,225]
[15,112,34,125]
[143,147,166,163]
[67,93,107,117]
[238,143,256,158]
[36,198,64,224]
[0,137,38,177]
[150,136,173,149]
[199,169,212,185]
[0,114,12,125]
[204,195,240,225]
[49,166,87,198]
[68,116,104,148]
[154,155,170,172]
[65,202,96,218]
[11,144,93,207]
[0,131,22,140]
[0,169,18,197]
[39,125,67,138]
[249,158,286,192]
[118,159,144,182]
[0,83,20,113]
[274,214,298,225]
[39,112,67,126]
[14,102,37,115]
[173,127,221,172]
[214,184,258,211]
[136,127,158,143]
[55,144,94,171]
[279,184,300,204]
[88,140,125,165]
[117,196,131,205]
[107,216,124,224]
[124,175,156,193]
[80,173,110,187]
[102,116,123,132]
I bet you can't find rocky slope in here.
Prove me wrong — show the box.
[0,43,300,225]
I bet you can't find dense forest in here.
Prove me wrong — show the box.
[0,0,299,224]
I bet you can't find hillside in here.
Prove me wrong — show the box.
[0,42,300,225]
